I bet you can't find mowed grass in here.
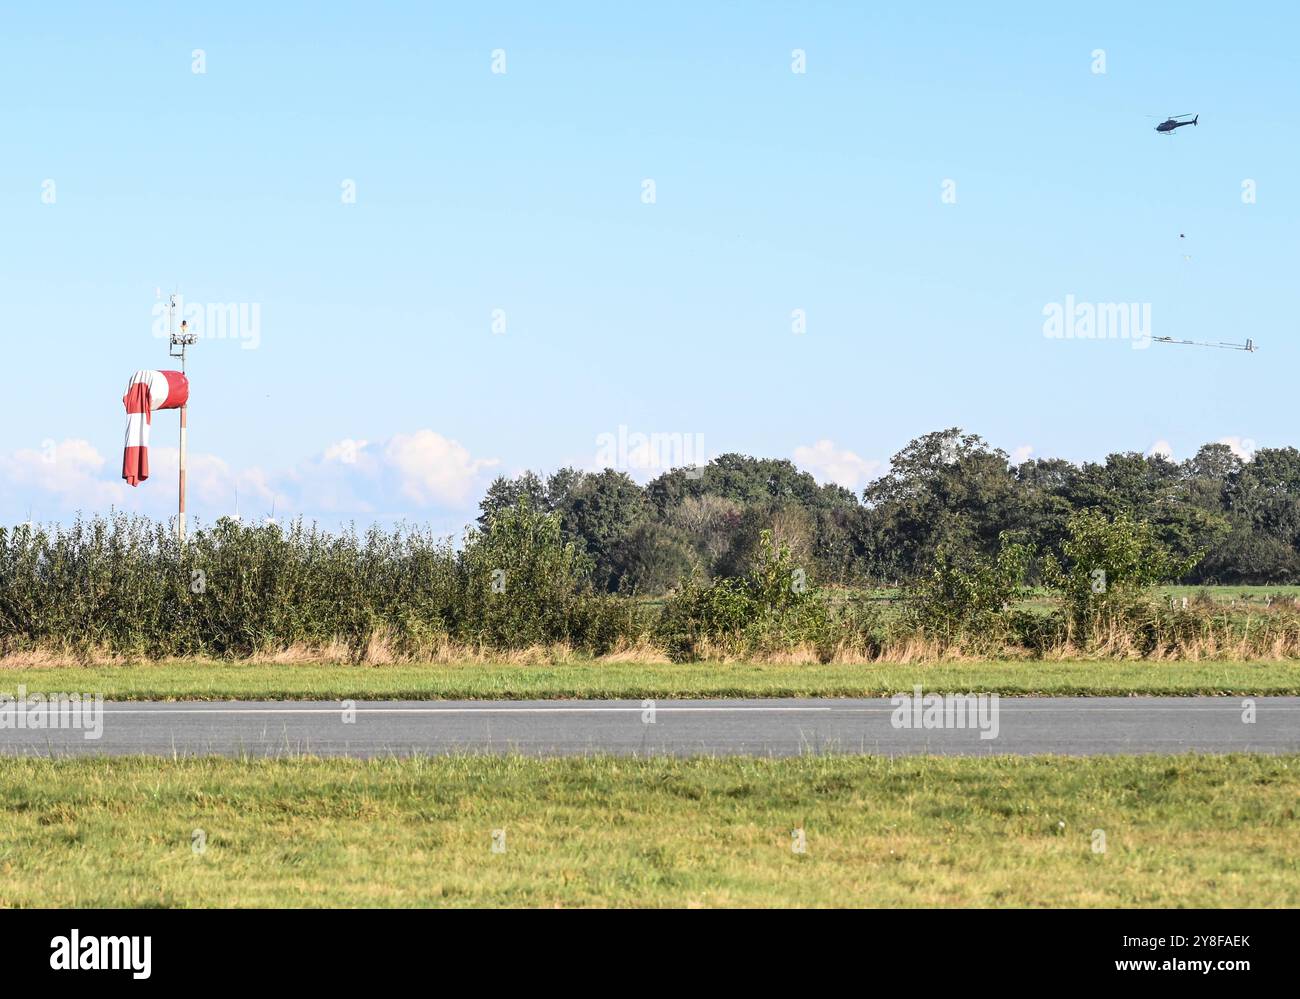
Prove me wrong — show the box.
[0,754,1295,907]
[1,658,1298,700]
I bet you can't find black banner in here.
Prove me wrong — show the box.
[0,908,1288,986]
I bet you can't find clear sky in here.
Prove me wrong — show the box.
[2,1,1294,534]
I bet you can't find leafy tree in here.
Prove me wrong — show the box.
[810,503,871,585]
[458,500,605,647]
[654,529,828,660]
[471,431,1300,593]
[608,520,696,595]
[477,471,550,527]
[713,504,814,579]
[1183,443,1242,508]
[862,429,1024,578]
[1224,447,1300,547]
[543,467,586,510]
[902,533,1032,644]
[556,470,648,592]
[667,494,744,569]
[1197,525,1300,584]
[1043,510,1199,633]
[646,454,833,514]
[1015,457,1081,567]
[1048,452,1228,572]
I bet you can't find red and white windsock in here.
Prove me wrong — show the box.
[122,369,189,486]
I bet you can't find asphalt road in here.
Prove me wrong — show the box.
[0,697,1296,757]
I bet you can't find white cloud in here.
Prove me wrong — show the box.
[323,438,369,464]
[0,429,498,525]
[0,438,127,511]
[143,447,280,514]
[1218,436,1258,461]
[1009,444,1034,465]
[1148,440,1175,460]
[793,439,883,491]
[384,430,499,507]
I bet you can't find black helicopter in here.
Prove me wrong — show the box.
[1153,113,1198,133]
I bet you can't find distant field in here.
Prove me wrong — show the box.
[1157,584,1300,602]
[685,584,1300,622]
[815,584,1300,609]
[1,754,1294,907]
[2,659,1298,699]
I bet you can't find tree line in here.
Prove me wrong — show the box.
[478,427,1300,591]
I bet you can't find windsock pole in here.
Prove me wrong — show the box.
[166,295,197,546]
[179,401,188,543]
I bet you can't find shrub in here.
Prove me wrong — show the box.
[655,530,831,660]
[901,534,1032,648]
[1042,510,1199,642]
[0,507,627,660]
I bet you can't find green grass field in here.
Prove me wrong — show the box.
[2,658,1299,699]
[1157,583,1300,598]
[648,584,1300,615]
[810,584,1300,620]
[823,583,1300,601]
[0,754,1294,907]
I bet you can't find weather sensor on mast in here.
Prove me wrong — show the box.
[165,292,195,542]
[166,293,197,371]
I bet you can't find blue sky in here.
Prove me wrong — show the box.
[1,1,1294,534]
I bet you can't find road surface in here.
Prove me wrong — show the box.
[0,697,1296,757]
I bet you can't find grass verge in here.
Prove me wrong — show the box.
[0,754,1294,907]
[1,659,1298,700]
